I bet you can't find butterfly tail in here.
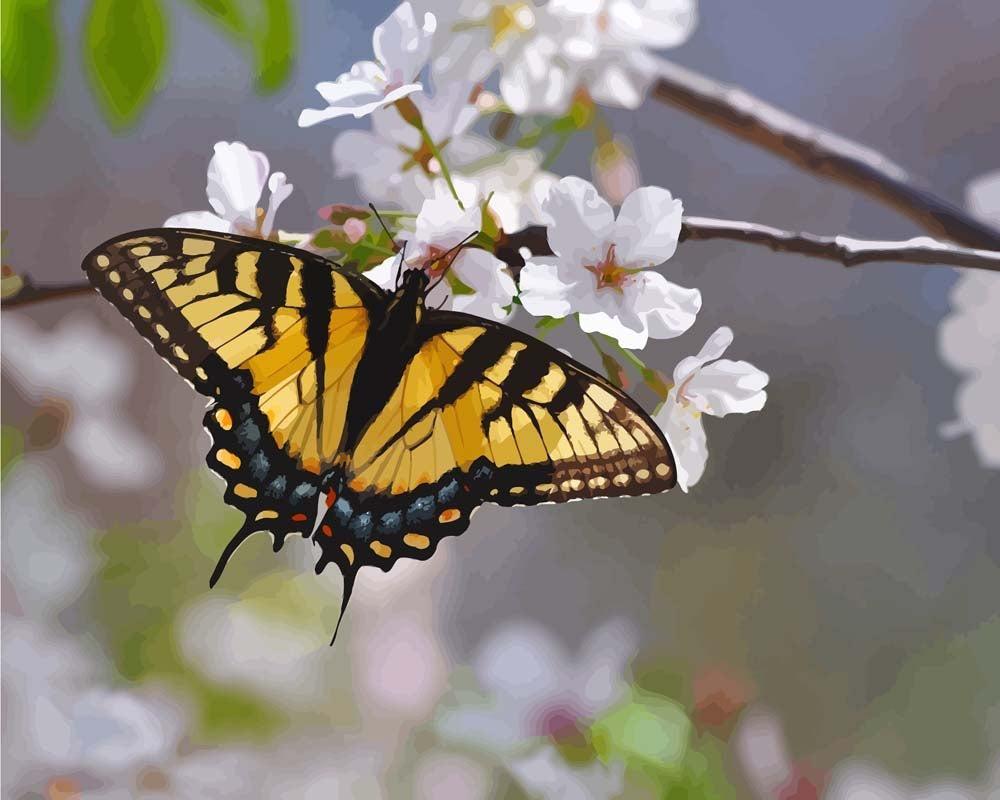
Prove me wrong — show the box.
[329,568,356,647]
[209,521,262,588]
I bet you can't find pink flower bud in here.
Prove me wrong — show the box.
[592,138,641,206]
[344,217,367,243]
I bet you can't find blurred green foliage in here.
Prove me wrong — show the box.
[1,0,295,134]
[592,689,737,799]
[1,0,59,130]
[93,471,287,743]
[84,0,168,129]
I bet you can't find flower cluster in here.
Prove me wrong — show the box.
[429,0,697,115]
[161,0,768,493]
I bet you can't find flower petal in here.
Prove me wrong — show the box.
[373,2,437,81]
[474,621,567,706]
[451,249,517,320]
[499,35,576,115]
[261,172,293,237]
[571,619,638,717]
[363,256,400,292]
[578,308,648,349]
[299,82,423,126]
[316,61,385,104]
[509,746,626,800]
[606,0,697,49]
[415,191,481,250]
[672,325,733,385]
[205,141,269,223]
[629,271,700,342]
[436,704,525,755]
[543,176,615,267]
[655,393,708,492]
[163,210,232,232]
[686,359,769,417]
[614,186,683,267]
[519,257,584,319]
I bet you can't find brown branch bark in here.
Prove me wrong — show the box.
[499,218,1000,272]
[650,59,1000,251]
[5,218,999,310]
[2,278,96,308]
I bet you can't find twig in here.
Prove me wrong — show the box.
[678,217,1000,270]
[499,218,1000,272]
[2,278,95,308]
[650,59,1000,251]
[5,217,998,310]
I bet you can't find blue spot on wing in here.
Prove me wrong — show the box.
[437,478,460,505]
[264,475,287,499]
[407,495,436,524]
[379,510,403,535]
[248,452,270,482]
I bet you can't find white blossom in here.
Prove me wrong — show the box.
[452,147,558,232]
[436,619,635,799]
[653,326,768,491]
[165,141,292,238]
[519,176,700,348]
[430,0,696,114]
[332,82,491,209]
[365,190,517,320]
[299,3,437,126]
[938,169,1000,468]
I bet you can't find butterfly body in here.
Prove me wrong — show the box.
[84,229,676,639]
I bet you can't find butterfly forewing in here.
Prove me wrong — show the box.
[83,229,388,550]
[350,313,675,504]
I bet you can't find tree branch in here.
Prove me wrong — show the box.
[5,217,998,310]
[650,59,1000,251]
[2,278,96,308]
[499,218,1000,272]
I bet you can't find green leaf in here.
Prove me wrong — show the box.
[84,0,168,129]
[534,316,566,331]
[185,0,246,38]
[251,0,293,93]
[1,0,59,132]
[592,691,691,771]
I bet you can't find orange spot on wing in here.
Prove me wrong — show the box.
[325,489,337,507]
[321,524,333,537]
[438,508,461,524]
[291,513,308,522]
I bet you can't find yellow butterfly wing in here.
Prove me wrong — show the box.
[348,311,674,500]
[314,311,675,574]
[84,229,384,545]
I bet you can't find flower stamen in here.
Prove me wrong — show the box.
[585,244,633,291]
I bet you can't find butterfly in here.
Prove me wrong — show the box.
[84,229,676,641]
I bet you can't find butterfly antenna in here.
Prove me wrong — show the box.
[425,231,479,296]
[330,569,356,646]
[209,522,260,588]
[368,203,397,250]
[395,240,408,289]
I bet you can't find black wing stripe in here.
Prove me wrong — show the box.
[301,252,335,449]
[255,250,294,344]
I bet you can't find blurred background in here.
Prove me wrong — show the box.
[2,0,998,797]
